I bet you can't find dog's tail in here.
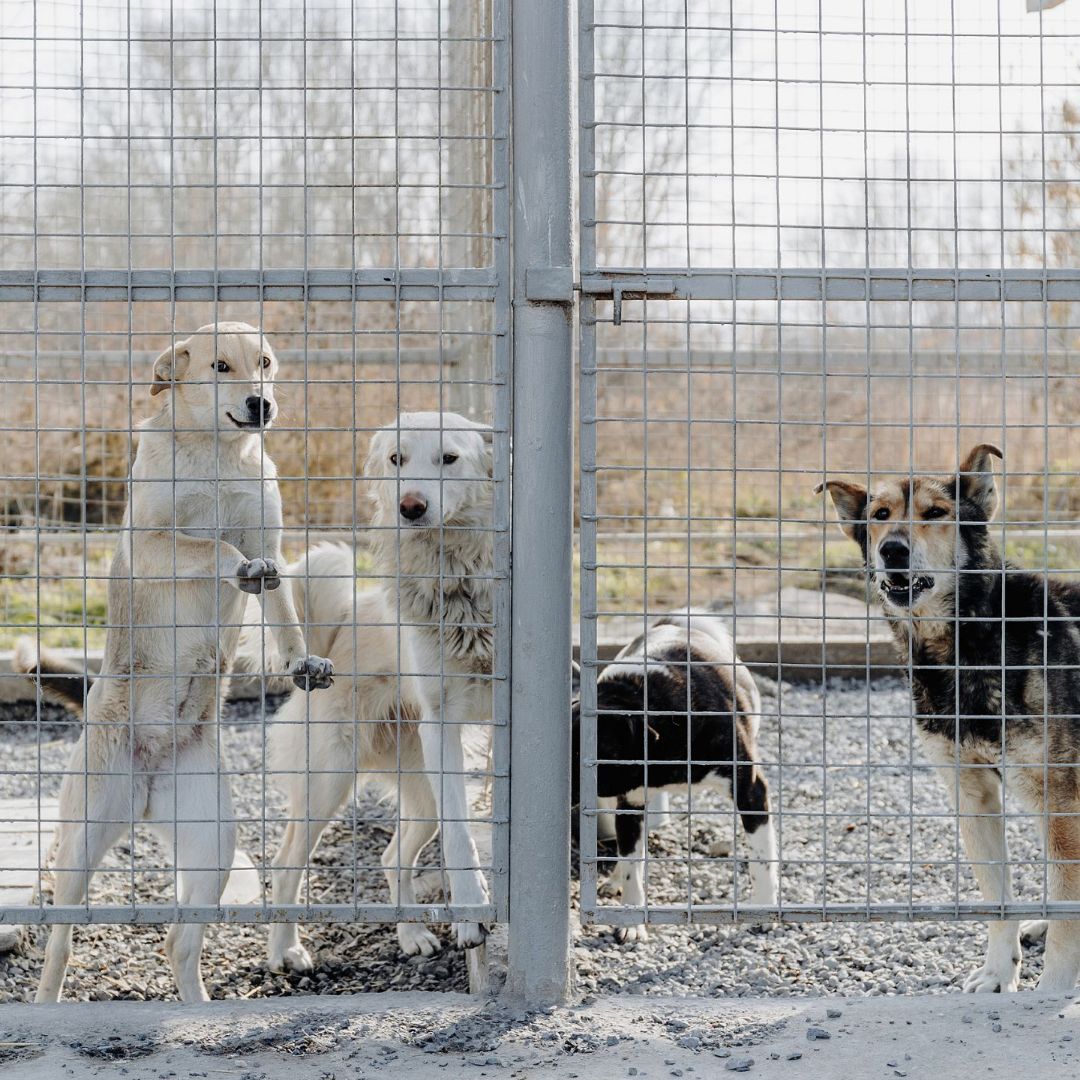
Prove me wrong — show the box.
[233,543,355,684]
[12,638,91,715]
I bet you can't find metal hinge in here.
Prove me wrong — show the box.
[524,270,678,325]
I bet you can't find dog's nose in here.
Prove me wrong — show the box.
[399,495,428,521]
[879,539,909,571]
[245,395,272,422]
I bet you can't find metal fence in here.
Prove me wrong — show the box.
[0,0,553,1002]
[576,0,1080,985]
[3,0,1080,1007]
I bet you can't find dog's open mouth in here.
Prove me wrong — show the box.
[881,575,934,606]
[225,411,267,429]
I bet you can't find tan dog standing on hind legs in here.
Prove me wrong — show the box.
[819,444,1080,994]
[17,322,334,1002]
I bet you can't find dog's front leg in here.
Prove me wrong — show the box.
[253,558,334,692]
[932,758,1021,993]
[415,684,489,949]
[131,529,249,588]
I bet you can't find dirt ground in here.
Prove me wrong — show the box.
[3,989,1079,1080]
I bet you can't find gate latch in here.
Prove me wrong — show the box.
[580,276,678,325]
[524,271,679,326]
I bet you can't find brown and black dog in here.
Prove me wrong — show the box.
[819,444,1080,994]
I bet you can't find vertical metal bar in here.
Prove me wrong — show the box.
[505,0,574,1006]
[490,0,513,924]
[576,0,599,926]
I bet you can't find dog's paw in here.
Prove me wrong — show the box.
[399,923,442,958]
[1021,920,1048,945]
[598,868,627,898]
[615,923,649,945]
[452,922,489,950]
[963,959,1020,993]
[267,943,314,975]
[290,655,334,691]
[237,557,281,594]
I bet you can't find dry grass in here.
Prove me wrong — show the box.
[6,350,1080,643]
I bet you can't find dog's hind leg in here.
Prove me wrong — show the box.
[612,797,648,944]
[1036,812,1080,993]
[267,747,354,975]
[36,750,132,1003]
[734,763,778,908]
[933,761,1021,993]
[415,691,490,950]
[382,775,441,957]
[148,740,235,1002]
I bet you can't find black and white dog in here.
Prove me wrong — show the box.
[573,612,778,942]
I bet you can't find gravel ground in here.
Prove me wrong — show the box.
[0,678,1052,1002]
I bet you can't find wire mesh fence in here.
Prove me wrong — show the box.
[577,0,1080,995]
[0,0,511,1002]
[3,0,1080,1006]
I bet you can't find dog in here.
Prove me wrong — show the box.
[573,612,778,943]
[261,410,495,964]
[16,322,333,1002]
[262,542,453,970]
[819,443,1080,993]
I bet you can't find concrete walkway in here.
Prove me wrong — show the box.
[1,989,1077,1079]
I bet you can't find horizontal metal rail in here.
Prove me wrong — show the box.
[584,903,1080,925]
[0,903,498,926]
[0,267,498,302]
[579,267,1080,303]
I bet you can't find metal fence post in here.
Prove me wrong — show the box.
[505,0,575,1005]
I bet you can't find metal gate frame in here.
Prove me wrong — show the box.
[0,0,580,1006]
[572,0,1080,934]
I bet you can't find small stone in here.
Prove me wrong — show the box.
[786,1053,802,1061]
[826,1008,842,1019]
[712,1049,731,1059]
[992,1023,1002,1033]
[678,1036,701,1050]
[806,1027,831,1041]
[725,1058,754,1073]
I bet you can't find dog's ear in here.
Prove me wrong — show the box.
[957,443,1002,520]
[362,430,390,479]
[481,426,496,479]
[814,479,868,540]
[150,338,191,397]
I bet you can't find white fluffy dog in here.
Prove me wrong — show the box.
[17,322,333,1002]
[265,410,495,968]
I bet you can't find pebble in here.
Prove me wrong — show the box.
[725,1058,754,1073]
[786,1053,802,1061]
[806,1028,831,1041]
[1,681,1053,1006]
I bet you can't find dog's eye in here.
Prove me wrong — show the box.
[924,505,948,520]
[872,506,890,521]
[261,356,271,369]
[214,360,230,373]
[442,453,458,466]
[389,453,399,466]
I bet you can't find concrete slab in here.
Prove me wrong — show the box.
[0,590,897,705]
[0,989,1077,1079]
[590,588,898,679]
